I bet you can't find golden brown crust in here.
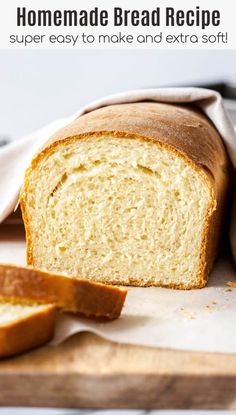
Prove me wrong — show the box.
[46,103,228,184]
[21,102,230,289]
[227,281,236,288]
[0,304,56,358]
[0,264,127,319]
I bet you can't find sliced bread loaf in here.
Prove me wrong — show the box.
[21,103,229,289]
[0,264,127,319]
[0,302,56,358]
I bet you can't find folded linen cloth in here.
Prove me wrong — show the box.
[1,87,236,253]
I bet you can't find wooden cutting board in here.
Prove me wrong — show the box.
[0,332,236,409]
[0,224,236,409]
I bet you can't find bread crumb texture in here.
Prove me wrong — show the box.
[0,302,50,326]
[22,135,213,288]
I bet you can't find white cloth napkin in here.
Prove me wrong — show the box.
[1,87,236,225]
[2,86,236,258]
[1,87,236,353]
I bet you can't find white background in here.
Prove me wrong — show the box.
[1,0,236,140]
[0,49,236,140]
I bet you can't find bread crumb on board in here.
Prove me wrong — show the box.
[227,281,236,288]
[179,308,196,320]
[204,301,217,312]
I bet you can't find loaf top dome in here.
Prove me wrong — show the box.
[43,102,228,187]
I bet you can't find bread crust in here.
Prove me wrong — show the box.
[0,304,56,358]
[0,264,127,319]
[21,103,230,289]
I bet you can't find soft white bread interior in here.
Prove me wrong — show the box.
[21,103,229,289]
[0,302,56,358]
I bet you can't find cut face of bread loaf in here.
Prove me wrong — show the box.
[21,103,229,289]
[0,302,56,358]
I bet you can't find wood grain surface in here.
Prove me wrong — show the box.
[0,224,236,409]
[0,332,236,409]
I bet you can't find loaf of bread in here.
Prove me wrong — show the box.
[0,302,56,358]
[21,103,229,289]
[0,264,127,319]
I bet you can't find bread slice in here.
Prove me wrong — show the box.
[0,264,127,319]
[0,302,56,358]
[21,102,229,289]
